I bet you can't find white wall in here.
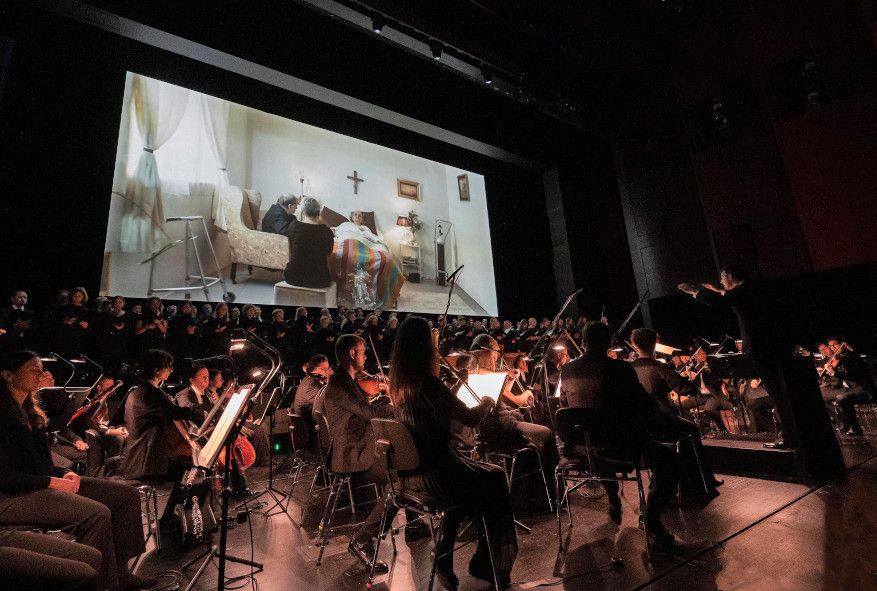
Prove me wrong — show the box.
[445,168,498,316]
[244,107,457,279]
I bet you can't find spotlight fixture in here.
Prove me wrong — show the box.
[429,40,442,60]
[371,15,385,34]
[481,65,493,85]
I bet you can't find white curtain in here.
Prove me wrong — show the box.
[201,95,230,231]
[119,75,190,253]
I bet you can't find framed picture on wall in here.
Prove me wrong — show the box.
[397,178,421,201]
[457,174,470,201]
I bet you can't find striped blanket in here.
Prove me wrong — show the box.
[330,238,405,308]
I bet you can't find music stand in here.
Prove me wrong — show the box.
[708,354,759,433]
[245,386,293,521]
[184,385,264,591]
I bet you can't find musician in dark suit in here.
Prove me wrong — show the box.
[120,349,205,525]
[629,328,723,496]
[0,290,39,352]
[174,363,214,415]
[319,334,422,572]
[560,322,679,545]
[261,194,299,236]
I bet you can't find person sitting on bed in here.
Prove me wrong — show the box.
[283,197,334,289]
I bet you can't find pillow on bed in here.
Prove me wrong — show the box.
[350,210,378,235]
[320,206,348,228]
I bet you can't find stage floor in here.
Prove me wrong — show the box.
[134,438,876,590]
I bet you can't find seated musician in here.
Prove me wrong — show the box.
[0,351,153,590]
[468,334,559,496]
[65,376,128,477]
[318,334,425,573]
[629,329,722,497]
[823,338,874,435]
[293,354,331,416]
[559,322,679,545]
[390,317,517,589]
[120,349,206,529]
[175,363,214,414]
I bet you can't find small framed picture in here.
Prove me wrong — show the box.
[457,174,470,201]
[397,178,421,201]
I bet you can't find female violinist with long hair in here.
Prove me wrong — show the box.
[388,316,516,589]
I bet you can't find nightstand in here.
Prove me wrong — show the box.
[400,242,422,282]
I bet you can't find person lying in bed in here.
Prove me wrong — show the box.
[283,197,334,289]
[334,211,387,251]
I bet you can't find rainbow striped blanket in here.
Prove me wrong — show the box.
[330,238,405,308]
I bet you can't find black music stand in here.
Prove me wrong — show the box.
[245,386,293,521]
[708,354,759,433]
[183,386,264,591]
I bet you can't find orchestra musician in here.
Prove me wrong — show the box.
[390,316,517,590]
[120,349,206,528]
[560,322,679,544]
[628,329,723,498]
[468,334,559,497]
[679,266,797,449]
[820,339,874,435]
[293,354,331,417]
[0,350,152,590]
[317,334,426,573]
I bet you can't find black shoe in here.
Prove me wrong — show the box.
[348,539,388,573]
[645,523,675,549]
[434,563,459,591]
[468,560,510,588]
[114,572,158,590]
[763,438,789,449]
[845,427,864,436]
[607,502,622,524]
[710,478,724,488]
[404,521,430,542]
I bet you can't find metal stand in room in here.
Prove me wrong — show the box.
[247,386,296,522]
[525,287,582,430]
[183,386,264,591]
[228,329,291,521]
[144,215,235,303]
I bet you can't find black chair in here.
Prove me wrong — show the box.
[368,418,501,591]
[283,410,322,500]
[312,409,378,566]
[554,407,648,560]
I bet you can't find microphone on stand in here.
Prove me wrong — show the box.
[447,264,464,282]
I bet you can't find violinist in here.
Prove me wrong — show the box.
[823,339,873,435]
[629,329,723,498]
[318,334,425,572]
[293,354,332,416]
[469,334,559,495]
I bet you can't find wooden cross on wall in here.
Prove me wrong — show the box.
[347,170,365,195]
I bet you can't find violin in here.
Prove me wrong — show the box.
[308,371,329,387]
[355,371,389,398]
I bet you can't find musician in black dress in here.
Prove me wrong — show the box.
[202,303,232,356]
[166,300,200,367]
[53,287,92,359]
[0,351,152,590]
[390,317,516,589]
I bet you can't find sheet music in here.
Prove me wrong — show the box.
[458,372,507,409]
[197,387,251,468]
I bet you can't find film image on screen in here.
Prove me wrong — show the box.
[103,72,498,316]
